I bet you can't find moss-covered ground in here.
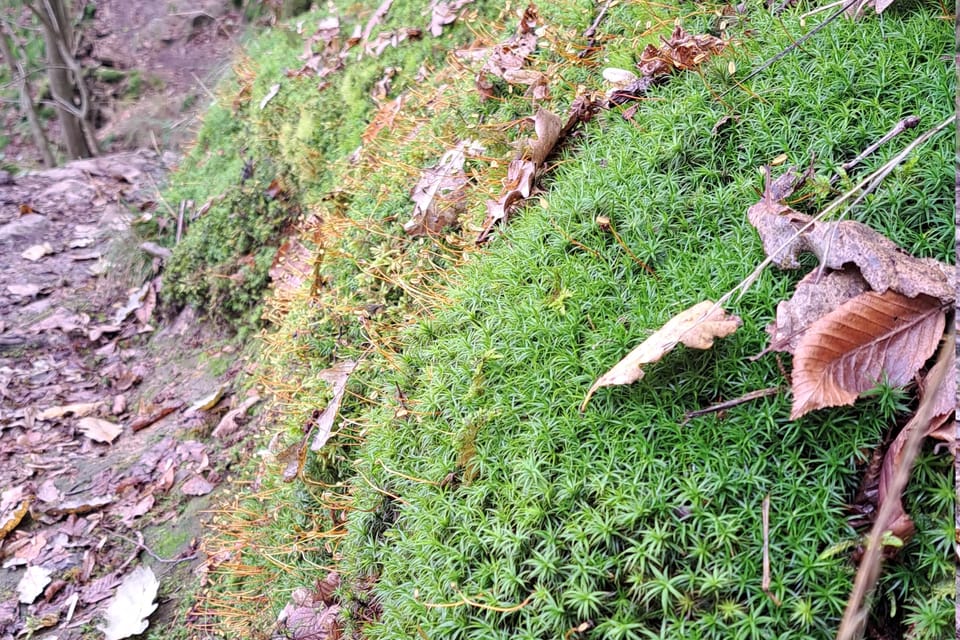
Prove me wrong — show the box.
[161,1,955,638]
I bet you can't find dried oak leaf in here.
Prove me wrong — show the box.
[790,291,945,419]
[476,5,539,96]
[428,0,474,36]
[582,301,742,411]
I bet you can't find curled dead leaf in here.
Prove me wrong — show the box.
[582,301,741,411]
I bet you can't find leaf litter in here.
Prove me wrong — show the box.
[0,154,259,639]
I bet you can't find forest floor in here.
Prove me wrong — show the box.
[0,2,264,639]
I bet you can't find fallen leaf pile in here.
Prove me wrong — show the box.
[458,5,543,100]
[428,0,475,36]
[604,25,726,105]
[0,153,252,639]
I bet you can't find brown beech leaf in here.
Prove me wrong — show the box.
[790,291,945,419]
[582,301,742,411]
[765,268,870,355]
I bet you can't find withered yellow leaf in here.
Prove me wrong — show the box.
[581,301,741,411]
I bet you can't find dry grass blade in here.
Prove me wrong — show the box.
[791,291,945,419]
[835,329,954,640]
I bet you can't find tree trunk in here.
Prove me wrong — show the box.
[0,22,55,166]
[29,0,96,159]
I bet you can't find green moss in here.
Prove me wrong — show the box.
[184,1,952,638]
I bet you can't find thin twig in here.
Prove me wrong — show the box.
[191,71,217,101]
[682,387,781,423]
[578,0,613,59]
[835,330,954,640]
[176,200,186,244]
[836,115,920,180]
[761,494,781,606]
[720,0,859,98]
[111,529,198,565]
[377,459,441,486]
[815,114,953,280]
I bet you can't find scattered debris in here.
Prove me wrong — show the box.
[428,0,474,36]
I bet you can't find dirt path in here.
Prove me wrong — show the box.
[0,154,259,639]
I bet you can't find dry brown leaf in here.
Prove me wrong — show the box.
[847,0,897,17]
[181,475,214,496]
[211,394,262,440]
[78,417,123,444]
[404,141,482,236]
[129,402,182,432]
[310,360,358,451]
[637,25,725,77]
[8,283,41,297]
[803,221,954,302]
[873,346,956,545]
[747,169,954,303]
[38,402,102,421]
[475,5,539,96]
[790,291,945,419]
[30,307,89,334]
[428,0,473,36]
[477,108,562,242]
[745,166,814,268]
[0,488,31,541]
[765,268,870,355]
[365,28,421,57]
[582,301,742,411]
